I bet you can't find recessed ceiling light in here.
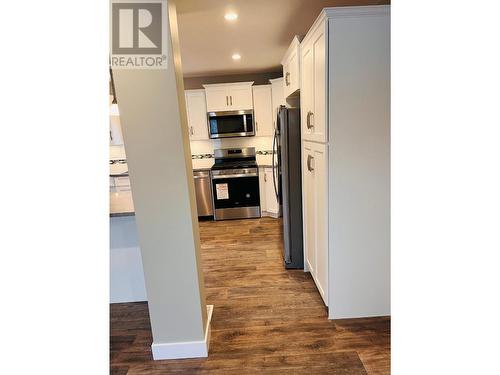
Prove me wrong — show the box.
[224,12,238,21]
[232,53,241,60]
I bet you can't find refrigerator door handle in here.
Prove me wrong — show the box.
[272,129,279,201]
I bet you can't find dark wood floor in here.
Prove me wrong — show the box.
[111,217,390,374]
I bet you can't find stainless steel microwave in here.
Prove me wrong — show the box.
[207,110,254,139]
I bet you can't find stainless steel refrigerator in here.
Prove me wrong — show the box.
[272,106,304,269]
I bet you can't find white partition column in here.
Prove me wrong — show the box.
[111,0,212,360]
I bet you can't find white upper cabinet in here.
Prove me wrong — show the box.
[252,85,274,137]
[300,19,327,143]
[203,82,254,112]
[185,89,209,140]
[269,77,285,129]
[281,36,301,98]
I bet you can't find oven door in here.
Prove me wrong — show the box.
[208,110,254,139]
[211,171,261,220]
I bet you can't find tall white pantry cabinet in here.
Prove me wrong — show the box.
[300,6,390,319]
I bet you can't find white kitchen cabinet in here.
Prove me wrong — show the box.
[300,20,327,143]
[252,85,274,137]
[302,141,328,305]
[203,82,254,112]
[300,6,390,318]
[281,36,301,98]
[185,89,209,140]
[264,167,279,215]
[110,114,124,146]
[259,167,279,217]
[269,77,285,130]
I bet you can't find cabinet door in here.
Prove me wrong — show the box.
[258,167,267,215]
[109,115,124,145]
[205,86,229,112]
[185,90,209,140]
[264,167,279,214]
[302,141,316,277]
[283,38,300,98]
[270,78,285,130]
[312,142,328,304]
[288,49,299,94]
[252,85,274,136]
[302,141,328,305]
[301,24,326,143]
[228,85,253,110]
[300,40,314,140]
[312,27,327,143]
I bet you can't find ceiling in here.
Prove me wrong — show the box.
[176,0,388,78]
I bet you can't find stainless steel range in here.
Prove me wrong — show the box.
[211,147,261,220]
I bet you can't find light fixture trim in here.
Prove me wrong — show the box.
[224,12,238,21]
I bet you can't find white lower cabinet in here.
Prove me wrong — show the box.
[302,141,328,305]
[259,167,279,217]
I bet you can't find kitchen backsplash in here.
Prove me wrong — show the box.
[111,135,275,161]
[189,135,274,155]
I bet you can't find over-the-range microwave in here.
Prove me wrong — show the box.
[207,110,254,139]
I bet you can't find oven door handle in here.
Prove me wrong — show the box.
[212,173,259,179]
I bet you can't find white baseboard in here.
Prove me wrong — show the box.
[151,304,213,360]
[261,211,280,218]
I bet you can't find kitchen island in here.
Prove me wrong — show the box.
[110,191,147,303]
[109,155,273,303]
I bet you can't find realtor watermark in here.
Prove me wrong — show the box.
[110,0,168,69]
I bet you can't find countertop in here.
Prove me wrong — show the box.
[110,154,274,216]
[191,158,214,170]
[110,191,135,217]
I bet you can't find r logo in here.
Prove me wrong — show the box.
[112,3,162,54]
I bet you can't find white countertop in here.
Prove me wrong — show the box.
[110,190,134,217]
[110,154,274,177]
[191,158,214,170]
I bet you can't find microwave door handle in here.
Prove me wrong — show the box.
[243,114,247,132]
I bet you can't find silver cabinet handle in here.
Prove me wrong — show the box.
[230,96,233,106]
[307,155,314,172]
[306,111,314,129]
[226,96,229,106]
[190,126,194,136]
[256,121,258,132]
[110,130,113,141]
[285,72,290,86]
[264,172,267,182]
